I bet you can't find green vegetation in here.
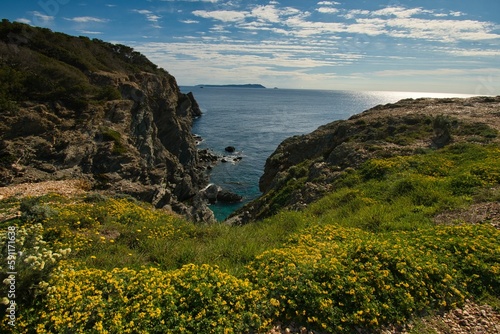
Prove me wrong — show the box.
[0,19,164,111]
[1,141,499,333]
[100,127,128,155]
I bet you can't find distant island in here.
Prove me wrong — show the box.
[195,84,266,89]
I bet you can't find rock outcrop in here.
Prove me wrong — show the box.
[0,20,216,222]
[228,96,500,224]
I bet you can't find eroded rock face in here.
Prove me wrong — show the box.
[0,48,215,222]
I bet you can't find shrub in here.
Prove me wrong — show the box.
[0,223,71,316]
[20,197,58,222]
[14,264,269,333]
[246,224,499,333]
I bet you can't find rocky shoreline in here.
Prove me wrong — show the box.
[0,21,242,223]
[228,96,500,225]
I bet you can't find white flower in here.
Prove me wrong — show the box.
[38,281,49,289]
[24,255,37,263]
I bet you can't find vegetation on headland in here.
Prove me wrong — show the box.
[1,140,499,333]
[0,19,162,111]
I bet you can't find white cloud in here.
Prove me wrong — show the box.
[372,6,425,18]
[162,0,219,2]
[78,30,104,35]
[374,68,467,77]
[343,9,370,20]
[251,5,280,23]
[192,10,247,22]
[180,19,199,24]
[373,68,500,77]
[133,9,162,28]
[31,11,54,26]
[15,18,31,24]
[64,16,109,23]
[385,17,500,42]
[133,10,160,22]
[346,18,387,36]
[317,7,339,14]
[447,49,500,57]
[317,1,340,5]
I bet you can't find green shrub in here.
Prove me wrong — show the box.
[20,197,58,222]
[100,127,127,155]
[95,86,122,101]
[449,174,483,195]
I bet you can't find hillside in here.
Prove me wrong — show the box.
[1,95,499,333]
[0,20,215,222]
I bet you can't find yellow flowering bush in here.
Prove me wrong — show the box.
[246,224,500,333]
[14,264,268,333]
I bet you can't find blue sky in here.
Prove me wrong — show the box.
[2,0,500,94]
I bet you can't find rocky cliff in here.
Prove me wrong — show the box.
[228,96,500,224]
[0,20,215,222]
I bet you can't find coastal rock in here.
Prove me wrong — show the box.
[201,184,220,204]
[200,184,242,204]
[0,21,215,222]
[225,146,236,153]
[217,189,243,203]
[229,96,500,223]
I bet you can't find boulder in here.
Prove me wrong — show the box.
[225,146,236,153]
[201,184,219,204]
[217,189,243,203]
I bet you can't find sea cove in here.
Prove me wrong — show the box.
[184,86,475,220]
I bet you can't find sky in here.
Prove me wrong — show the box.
[1,0,500,94]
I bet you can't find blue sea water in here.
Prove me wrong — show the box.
[181,87,473,221]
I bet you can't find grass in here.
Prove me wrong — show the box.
[1,142,499,333]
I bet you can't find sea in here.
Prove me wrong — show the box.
[180,87,474,221]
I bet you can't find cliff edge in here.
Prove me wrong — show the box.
[0,20,214,222]
[229,96,500,224]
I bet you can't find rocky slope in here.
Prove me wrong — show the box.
[0,20,216,222]
[228,96,500,224]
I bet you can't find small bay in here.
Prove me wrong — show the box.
[181,87,473,220]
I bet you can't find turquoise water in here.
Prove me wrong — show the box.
[182,87,473,221]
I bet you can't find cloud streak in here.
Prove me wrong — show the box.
[133,9,162,28]
[190,3,500,43]
[64,16,109,23]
